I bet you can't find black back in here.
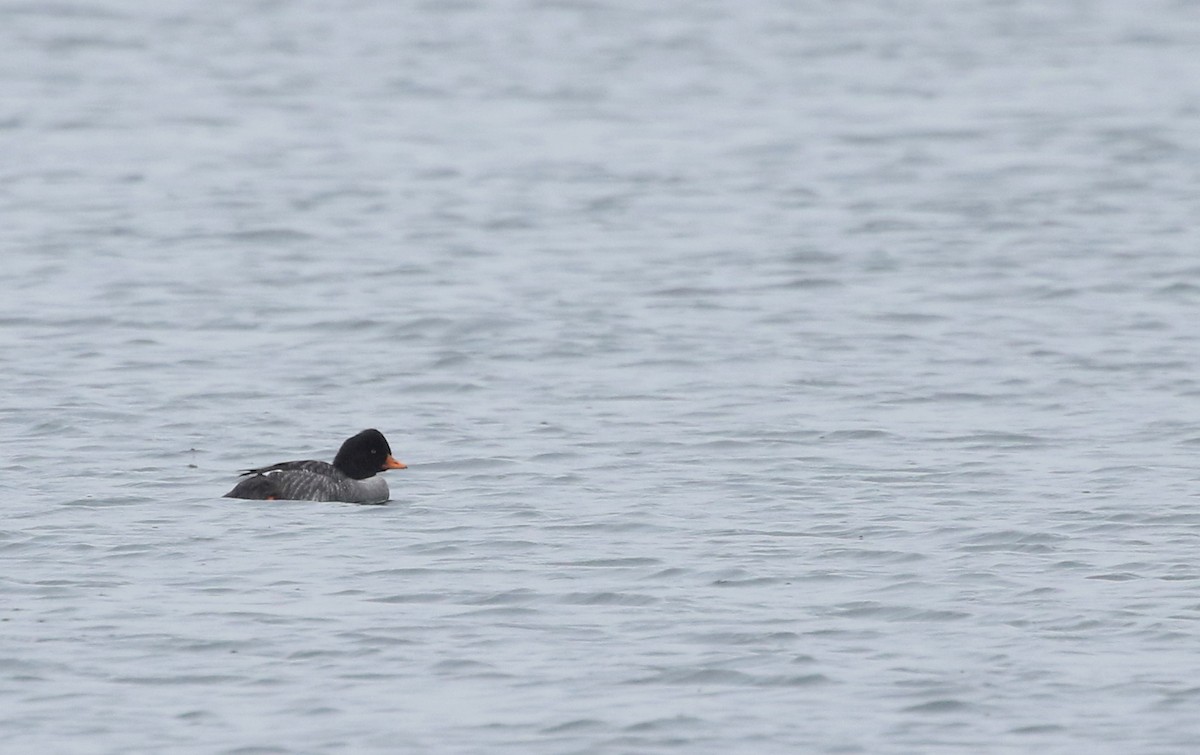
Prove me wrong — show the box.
[223,474,281,499]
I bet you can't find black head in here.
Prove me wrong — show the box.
[332,429,406,479]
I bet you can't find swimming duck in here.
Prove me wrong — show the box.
[224,428,406,503]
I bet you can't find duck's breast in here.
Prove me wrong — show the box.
[342,476,390,504]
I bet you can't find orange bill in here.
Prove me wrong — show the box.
[384,455,407,470]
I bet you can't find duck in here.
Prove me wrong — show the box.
[223,428,407,503]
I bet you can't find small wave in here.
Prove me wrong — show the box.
[901,699,971,714]
[629,668,830,687]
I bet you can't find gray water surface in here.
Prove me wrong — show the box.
[3,1,1200,753]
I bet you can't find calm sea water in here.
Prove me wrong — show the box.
[3,1,1200,752]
